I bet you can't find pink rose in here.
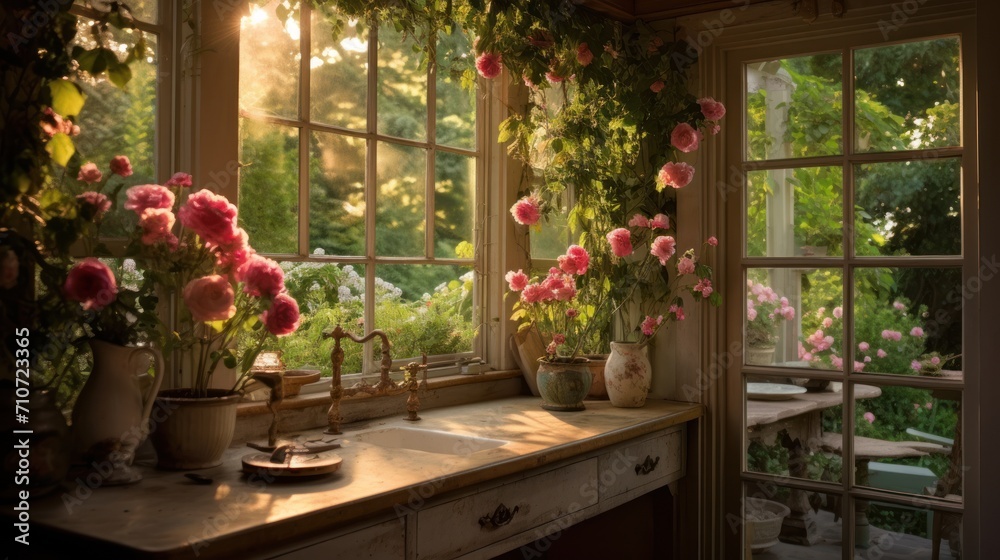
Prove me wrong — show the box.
[236,254,285,298]
[931,356,941,365]
[650,235,676,265]
[708,123,721,135]
[877,349,887,358]
[521,283,553,304]
[628,214,649,228]
[124,185,175,215]
[925,402,933,410]
[669,304,685,321]
[833,306,843,319]
[694,278,713,298]
[262,293,300,336]
[505,269,529,292]
[215,228,253,271]
[859,342,870,352]
[649,213,670,229]
[576,43,593,66]
[183,275,236,322]
[641,315,662,336]
[698,97,726,121]
[670,123,701,153]
[911,360,922,371]
[110,155,133,177]
[650,80,664,93]
[552,333,566,345]
[822,317,833,328]
[165,172,193,188]
[510,194,541,226]
[546,341,558,355]
[881,329,902,342]
[831,355,843,369]
[77,162,103,184]
[64,258,118,311]
[558,245,590,276]
[863,412,875,424]
[606,228,633,257]
[707,236,718,246]
[139,208,179,248]
[566,308,579,318]
[178,189,240,246]
[658,162,695,189]
[677,256,695,275]
[864,356,871,363]
[854,361,865,373]
[893,301,905,311]
[76,191,111,219]
[910,326,924,337]
[475,52,503,79]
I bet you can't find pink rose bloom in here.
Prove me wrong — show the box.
[505,269,529,292]
[677,256,695,275]
[548,275,577,302]
[914,403,921,411]
[707,236,718,246]
[124,184,175,215]
[628,214,649,228]
[650,80,665,93]
[139,208,179,248]
[566,308,579,318]
[863,412,875,424]
[475,52,503,79]
[877,349,887,358]
[607,228,633,257]
[822,317,833,328]
[649,213,670,229]
[77,191,111,219]
[831,355,844,369]
[109,155,132,177]
[670,123,701,153]
[64,258,118,311]
[40,107,78,137]
[650,235,676,265]
[183,275,236,322]
[931,356,941,365]
[864,356,871,363]
[708,123,721,135]
[237,254,285,298]
[854,361,865,373]
[0,249,18,290]
[640,315,662,336]
[747,304,757,321]
[912,359,924,371]
[694,278,713,298]
[882,329,902,342]
[510,194,541,226]
[559,245,590,275]
[546,341,558,355]
[576,43,594,66]
[77,162,102,184]
[552,333,566,345]
[215,228,253,271]
[697,97,726,121]
[658,162,695,189]
[833,306,843,319]
[926,402,933,410]
[669,304,685,321]
[178,189,240,246]
[910,326,924,337]
[859,342,870,352]
[262,293,300,336]
[165,172,193,188]
[893,301,905,311]
[521,283,553,304]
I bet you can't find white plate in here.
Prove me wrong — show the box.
[747,382,807,400]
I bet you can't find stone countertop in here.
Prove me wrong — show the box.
[31,397,702,559]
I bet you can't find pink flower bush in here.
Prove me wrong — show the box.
[893,301,906,311]
[650,80,664,93]
[236,254,285,298]
[77,191,111,219]
[505,269,529,292]
[641,315,663,336]
[877,348,887,358]
[183,275,236,322]
[139,208,178,248]
[109,155,132,177]
[262,293,300,336]
[649,214,670,229]
[576,43,593,66]
[677,256,695,275]
[697,97,726,121]
[657,162,695,189]
[64,258,118,311]
[859,341,870,352]
[707,236,718,246]
[882,329,902,342]
[607,228,633,257]
[650,235,676,265]
[165,172,193,188]
[77,162,102,184]
[558,245,590,275]
[669,304,685,321]
[670,123,701,153]
[693,278,713,298]
[833,306,843,319]
[124,185,175,215]
[628,214,649,228]
[178,189,240,246]
[910,326,924,337]
[510,194,541,226]
[822,317,833,328]
[475,52,503,79]
[863,412,875,424]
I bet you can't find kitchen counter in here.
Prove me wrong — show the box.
[29,397,702,559]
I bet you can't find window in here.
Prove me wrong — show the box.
[236,1,482,378]
[733,35,970,557]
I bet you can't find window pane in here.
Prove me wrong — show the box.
[854,37,961,152]
[853,499,961,558]
[377,26,427,140]
[75,0,158,23]
[310,11,368,131]
[746,53,842,161]
[742,481,845,554]
[309,131,365,256]
[746,167,843,257]
[855,159,961,257]
[852,268,962,379]
[746,376,844,484]
[376,141,426,257]
[373,264,475,361]
[240,1,300,119]
[746,268,843,370]
[529,189,571,260]
[72,19,158,238]
[434,152,475,258]
[436,26,476,149]
[239,119,299,254]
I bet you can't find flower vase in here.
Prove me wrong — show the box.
[536,358,592,411]
[70,339,165,485]
[584,354,609,399]
[150,388,241,469]
[746,344,776,366]
[604,342,652,408]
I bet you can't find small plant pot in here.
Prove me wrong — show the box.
[536,358,592,412]
[746,499,790,553]
[150,389,241,470]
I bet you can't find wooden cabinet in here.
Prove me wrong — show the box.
[598,430,684,501]
[271,519,405,560]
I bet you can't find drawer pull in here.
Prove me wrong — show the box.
[478,503,519,529]
[635,455,660,475]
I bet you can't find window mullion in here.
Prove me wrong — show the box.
[840,45,857,558]
[363,21,379,374]
[425,32,437,260]
[298,2,311,258]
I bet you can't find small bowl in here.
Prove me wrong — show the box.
[283,369,321,396]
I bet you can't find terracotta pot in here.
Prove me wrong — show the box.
[536,358,592,412]
[746,344,776,366]
[604,342,651,408]
[584,354,609,399]
[70,340,165,484]
[150,389,240,470]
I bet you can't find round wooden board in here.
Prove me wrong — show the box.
[241,453,343,478]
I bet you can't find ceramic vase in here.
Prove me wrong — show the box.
[150,388,241,469]
[604,342,652,408]
[536,358,592,411]
[584,354,609,399]
[70,340,165,485]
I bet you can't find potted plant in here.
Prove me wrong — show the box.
[745,280,796,365]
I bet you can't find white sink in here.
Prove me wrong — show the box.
[353,427,507,456]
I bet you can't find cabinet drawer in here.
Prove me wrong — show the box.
[272,519,404,559]
[598,430,683,500]
[416,458,598,560]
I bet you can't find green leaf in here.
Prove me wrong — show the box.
[46,133,75,166]
[107,62,132,89]
[48,80,86,117]
[224,353,238,369]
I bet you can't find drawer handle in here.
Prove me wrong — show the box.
[478,503,519,529]
[635,455,660,475]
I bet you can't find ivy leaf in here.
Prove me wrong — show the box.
[48,80,86,117]
[107,61,132,89]
[46,132,75,166]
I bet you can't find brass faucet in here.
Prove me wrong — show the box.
[323,325,428,434]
